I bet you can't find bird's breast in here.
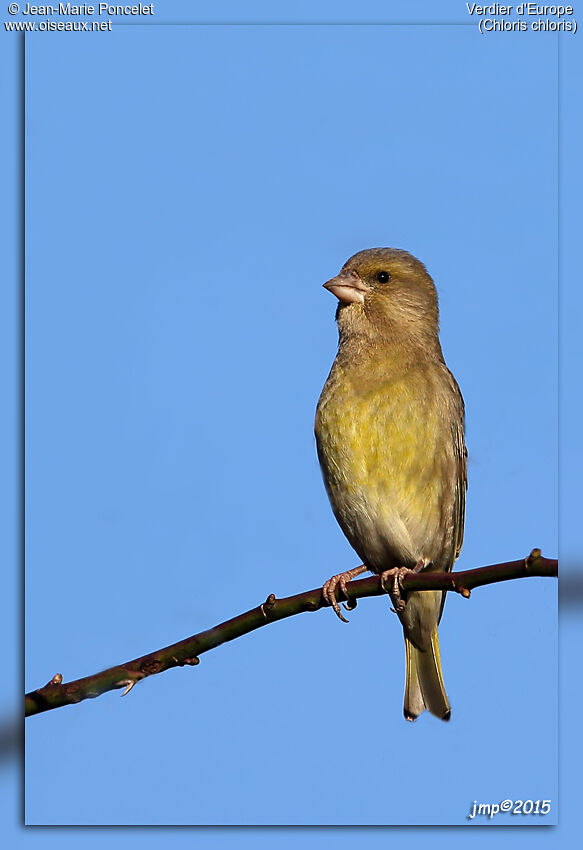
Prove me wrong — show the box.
[315,357,457,573]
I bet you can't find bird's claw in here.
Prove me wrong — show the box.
[380,566,412,614]
[322,566,367,622]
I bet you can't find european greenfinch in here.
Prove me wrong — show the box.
[315,248,467,721]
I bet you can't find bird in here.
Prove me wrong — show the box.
[314,247,467,721]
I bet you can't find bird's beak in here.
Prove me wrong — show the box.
[323,269,370,304]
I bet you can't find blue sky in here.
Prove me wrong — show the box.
[2,0,580,843]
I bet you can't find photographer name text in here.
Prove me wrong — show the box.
[16,3,153,15]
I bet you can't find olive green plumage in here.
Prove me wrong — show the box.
[315,248,467,721]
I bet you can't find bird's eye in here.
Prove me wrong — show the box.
[376,271,391,284]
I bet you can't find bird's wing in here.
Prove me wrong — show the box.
[450,372,467,564]
[437,368,467,627]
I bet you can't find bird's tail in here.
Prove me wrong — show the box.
[404,627,450,722]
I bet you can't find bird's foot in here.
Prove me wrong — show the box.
[380,567,411,613]
[381,559,426,613]
[322,565,368,622]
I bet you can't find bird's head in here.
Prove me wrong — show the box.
[324,248,440,349]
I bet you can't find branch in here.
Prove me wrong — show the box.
[25,549,557,717]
